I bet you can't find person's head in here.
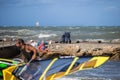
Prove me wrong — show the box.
[15,38,25,48]
[41,40,45,44]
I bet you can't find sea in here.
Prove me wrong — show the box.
[0,26,120,80]
[0,26,120,43]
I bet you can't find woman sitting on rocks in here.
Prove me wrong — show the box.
[38,40,49,57]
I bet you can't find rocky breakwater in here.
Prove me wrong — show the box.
[43,42,120,61]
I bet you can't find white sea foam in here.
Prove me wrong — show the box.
[0,30,18,33]
[76,39,110,42]
[17,29,37,36]
[2,35,17,38]
[38,33,57,38]
[89,32,104,35]
[69,26,80,30]
[85,39,110,42]
[111,39,120,43]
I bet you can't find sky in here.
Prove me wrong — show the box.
[0,0,120,26]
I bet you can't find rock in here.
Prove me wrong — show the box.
[110,47,120,60]
[45,43,120,60]
[110,53,120,61]
[76,41,80,43]
[0,45,20,59]
[1,42,120,61]
[98,41,102,43]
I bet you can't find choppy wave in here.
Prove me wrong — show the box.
[38,33,57,38]
[17,29,37,36]
[85,39,110,42]
[0,26,120,42]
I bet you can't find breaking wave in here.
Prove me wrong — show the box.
[38,33,57,38]
[0,26,120,42]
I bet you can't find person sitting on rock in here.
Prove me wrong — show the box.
[38,40,49,57]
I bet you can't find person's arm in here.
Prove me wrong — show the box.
[26,44,37,60]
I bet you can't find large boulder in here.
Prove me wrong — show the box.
[0,45,20,59]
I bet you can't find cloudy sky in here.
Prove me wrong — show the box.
[0,0,120,26]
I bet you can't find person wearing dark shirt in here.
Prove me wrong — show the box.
[61,33,65,43]
[15,38,37,62]
[65,32,71,43]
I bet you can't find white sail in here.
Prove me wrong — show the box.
[36,21,40,27]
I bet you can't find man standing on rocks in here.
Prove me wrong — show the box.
[65,32,71,43]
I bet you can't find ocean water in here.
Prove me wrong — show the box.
[57,61,120,80]
[0,26,120,42]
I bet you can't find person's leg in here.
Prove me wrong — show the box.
[65,37,68,43]
[68,38,71,43]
